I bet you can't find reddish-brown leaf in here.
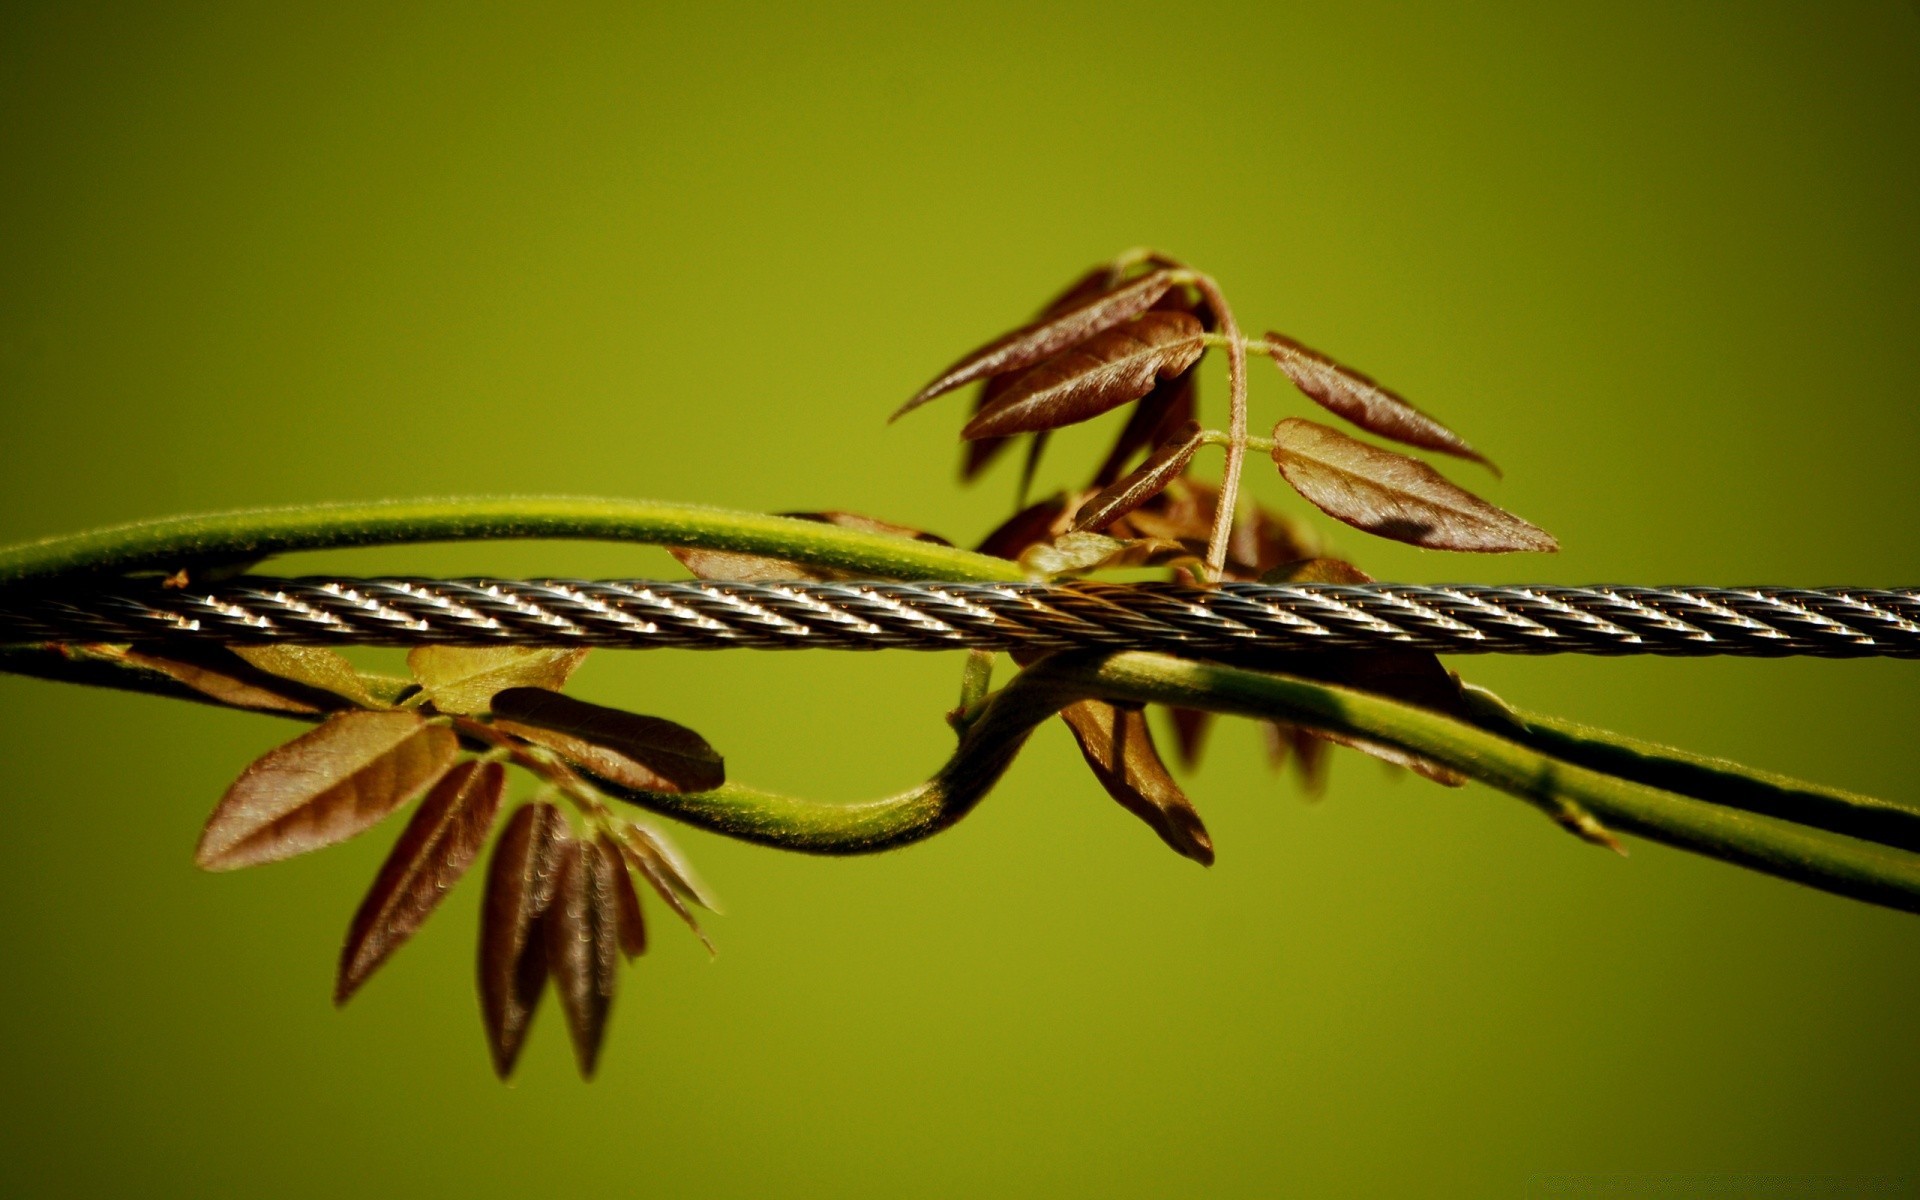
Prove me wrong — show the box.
[1273,722,1329,794]
[118,646,332,715]
[1270,419,1558,553]
[599,832,648,960]
[974,494,1073,561]
[1061,701,1213,866]
[407,646,590,716]
[335,760,505,1005]
[962,312,1206,441]
[195,711,459,871]
[1091,365,1197,487]
[490,687,724,793]
[231,645,387,709]
[1265,332,1494,472]
[1072,422,1203,533]
[894,268,1178,419]
[546,837,621,1079]
[1168,707,1213,770]
[479,802,566,1080]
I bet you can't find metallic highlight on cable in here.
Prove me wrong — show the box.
[3,578,1918,658]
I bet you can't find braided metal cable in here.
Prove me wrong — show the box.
[2,578,1918,658]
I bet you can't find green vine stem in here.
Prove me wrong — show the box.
[3,499,1918,915]
[0,497,1026,587]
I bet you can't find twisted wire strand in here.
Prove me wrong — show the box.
[2,578,1918,658]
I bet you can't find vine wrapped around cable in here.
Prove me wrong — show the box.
[1,251,1914,1082]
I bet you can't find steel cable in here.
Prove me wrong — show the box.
[2,578,1918,658]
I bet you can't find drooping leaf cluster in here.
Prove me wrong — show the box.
[119,640,721,1079]
[97,251,1592,1081]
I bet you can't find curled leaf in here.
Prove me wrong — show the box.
[599,832,648,960]
[614,823,715,953]
[490,687,724,794]
[546,837,622,1078]
[195,711,459,871]
[479,802,566,1080]
[1269,419,1557,553]
[1265,332,1494,472]
[407,646,590,716]
[232,645,388,709]
[1072,422,1202,533]
[895,268,1178,418]
[1018,531,1198,579]
[336,760,505,1004]
[1061,701,1213,866]
[962,312,1206,441]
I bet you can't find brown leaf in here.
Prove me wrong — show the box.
[195,711,459,871]
[599,832,648,959]
[974,494,1074,561]
[1061,701,1213,866]
[231,645,387,709]
[1168,707,1213,770]
[546,837,621,1078]
[117,646,332,714]
[894,268,1178,419]
[962,312,1207,440]
[1265,332,1494,472]
[407,646,590,716]
[335,760,504,1005]
[491,687,725,794]
[1269,419,1558,553]
[624,822,719,913]
[1072,422,1203,533]
[1091,365,1197,487]
[614,824,715,953]
[479,802,566,1080]
[1274,722,1328,794]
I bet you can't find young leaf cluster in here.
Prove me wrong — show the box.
[120,640,719,1079]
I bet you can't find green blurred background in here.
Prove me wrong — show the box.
[3,4,1917,1196]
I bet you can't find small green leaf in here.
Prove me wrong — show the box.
[407,646,590,715]
[232,645,388,709]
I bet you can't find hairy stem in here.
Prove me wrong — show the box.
[1192,276,1248,582]
[8,634,1916,912]
[0,497,1027,588]
[603,652,1920,914]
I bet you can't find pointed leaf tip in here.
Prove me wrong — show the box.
[1062,701,1214,866]
[335,759,504,1005]
[547,837,621,1079]
[960,312,1205,441]
[195,710,459,871]
[479,803,566,1080]
[1269,418,1557,553]
[1264,332,1497,474]
[895,268,1178,419]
